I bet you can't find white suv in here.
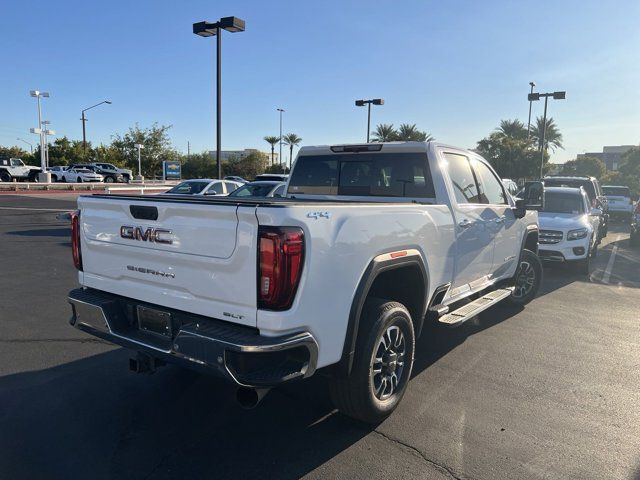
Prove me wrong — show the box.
[602,185,634,221]
[538,187,600,273]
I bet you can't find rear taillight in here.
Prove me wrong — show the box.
[258,226,304,310]
[71,210,82,271]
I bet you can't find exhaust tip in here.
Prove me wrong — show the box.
[236,387,270,409]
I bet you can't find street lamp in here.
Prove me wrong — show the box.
[355,98,384,142]
[41,121,55,169]
[528,90,566,178]
[134,144,144,179]
[193,16,246,179]
[81,100,112,152]
[277,108,285,169]
[30,90,49,178]
[527,81,536,138]
[17,138,33,154]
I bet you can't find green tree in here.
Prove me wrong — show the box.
[371,124,397,142]
[616,147,640,197]
[111,123,178,177]
[46,136,92,165]
[396,123,433,142]
[560,156,607,178]
[0,146,34,165]
[180,152,214,179]
[496,119,527,140]
[476,132,541,179]
[223,151,269,179]
[531,116,563,152]
[263,136,280,166]
[282,133,302,169]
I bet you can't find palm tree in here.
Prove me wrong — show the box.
[371,123,397,142]
[396,123,434,142]
[531,117,563,152]
[496,119,527,140]
[282,133,302,169]
[263,136,280,166]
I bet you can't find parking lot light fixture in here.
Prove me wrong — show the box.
[193,16,246,179]
[527,81,536,138]
[528,90,566,178]
[355,98,384,142]
[17,138,33,154]
[81,100,112,153]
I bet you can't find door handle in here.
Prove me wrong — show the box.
[458,219,473,229]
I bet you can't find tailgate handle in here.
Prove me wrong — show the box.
[130,205,158,221]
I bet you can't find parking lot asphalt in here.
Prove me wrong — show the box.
[1,194,639,480]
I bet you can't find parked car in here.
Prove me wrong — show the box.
[224,175,248,184]
[228,181,286,198]
[47,166,68,182]
[69,164,124,183]
[602,185,634,222]
[163,179,243,196]
[68,141,545,423]
[0,157,41,182]
[543,176,609,239]
[91,163,133,183]
[502,178,519,198]
[631,202,640,247]
[60,167,104,183]
[254,173,289,182]
[537,186,600,274]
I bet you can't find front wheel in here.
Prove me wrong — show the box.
[104,176,115,183]
[506,249,542,306]
[329,299,415,424]
[76,177,83,183]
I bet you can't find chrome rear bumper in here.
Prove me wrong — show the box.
[68,288,318,387]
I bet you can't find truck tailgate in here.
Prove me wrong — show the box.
[77,195,258,327]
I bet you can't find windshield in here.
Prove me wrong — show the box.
[542,191,585,214]
[229,183,278,197]
[602,186,630,197]
[166,181,210,194]
[288,153,435,197]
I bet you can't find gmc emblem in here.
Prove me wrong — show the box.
[120,226,173,244]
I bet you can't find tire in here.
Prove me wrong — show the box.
[104,176,115,183]
[76,177,82,183]
[51,175,58,182]
[61,176,67,183]
[0,171,11,182]
[28,173,39,183]
[506,249,542,306]
[329,299,415,424]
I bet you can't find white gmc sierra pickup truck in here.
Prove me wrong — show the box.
[68,141,543,423]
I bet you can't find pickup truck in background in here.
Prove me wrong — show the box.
[67,141,543,423]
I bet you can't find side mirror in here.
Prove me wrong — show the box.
[514,199,526,219]
[590,207,602,216]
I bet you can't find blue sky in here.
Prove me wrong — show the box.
[1,0,638,163]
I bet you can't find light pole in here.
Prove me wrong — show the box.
[277,108,285,169]
[528,90,565,178]
[355,98,384,142]
[30,90,49,180]
[41,120,55,169]
[134,143,144,179]
[81,100,112,153]
[193,16,246,179]
[17,138,33,154]
[527,81,535,138]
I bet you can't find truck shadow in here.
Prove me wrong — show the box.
[0,306,516,480]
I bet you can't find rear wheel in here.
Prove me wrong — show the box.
[104,176,115,183]
[507,249,542,306]
[329,299,415,424]
[61,176,67,183]
[0,171,11,182]
[76,177,83,183]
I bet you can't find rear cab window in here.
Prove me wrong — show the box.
[603,186,630,197]
[287,152,435,199]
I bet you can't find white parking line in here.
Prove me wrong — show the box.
[602,234,622,284]
[0,206,69,212]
